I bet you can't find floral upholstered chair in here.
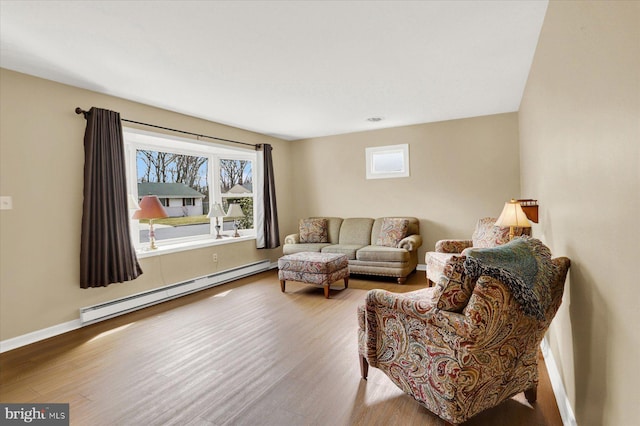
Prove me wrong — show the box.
[358,237,570,425]
[425,217,531,286]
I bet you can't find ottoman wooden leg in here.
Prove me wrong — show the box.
[280,280,286,293]
[324,285,330,299]
[344,277,349,289]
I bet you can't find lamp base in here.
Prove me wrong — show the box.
[149,220,158,249]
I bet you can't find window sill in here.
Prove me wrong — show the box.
[136,234,255,259]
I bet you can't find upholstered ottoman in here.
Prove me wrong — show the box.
[278,252,349,298]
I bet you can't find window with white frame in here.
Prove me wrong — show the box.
[124,128,257,250]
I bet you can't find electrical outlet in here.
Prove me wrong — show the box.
[0,196,12,210]
[212,253,218,263]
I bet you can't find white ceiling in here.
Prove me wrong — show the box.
[0,1,547,141]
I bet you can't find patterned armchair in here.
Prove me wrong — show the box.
[426,217,531,286]
[358,237,570,425]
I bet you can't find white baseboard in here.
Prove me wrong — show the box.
[416,263,426,271]
[541,338,577,426]
[0,319,82,353]
[2,260,277,354]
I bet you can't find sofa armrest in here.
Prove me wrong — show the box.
[284,233,300,244]
[398,234,422,251]
[435,239,473,253]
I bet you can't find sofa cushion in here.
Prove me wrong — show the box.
[356,245,410,262]
[321,244,365,260]
[299,218,328,243]
[282,243,331,255]
[338,218,375,246]
[375,218,409,247]
[435,255,475,312]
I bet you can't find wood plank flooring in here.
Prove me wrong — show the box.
[0,270,563,425]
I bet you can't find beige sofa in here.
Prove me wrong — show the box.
[283,217,422,284]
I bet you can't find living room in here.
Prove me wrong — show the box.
[0,1,637,425]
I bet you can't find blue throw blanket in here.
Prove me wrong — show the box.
[463,236,556,320]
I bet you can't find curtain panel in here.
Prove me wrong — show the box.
[80,107,142,288]
[256,144,280,249]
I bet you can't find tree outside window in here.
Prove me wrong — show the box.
[220,159,254,230]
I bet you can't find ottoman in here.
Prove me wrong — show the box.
[278,252,349,299]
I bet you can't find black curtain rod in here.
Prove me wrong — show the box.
[75,107,259,149]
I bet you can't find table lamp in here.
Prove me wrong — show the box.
[207,202,226,239]
[225,203,245,238]
[133,195,169,250]
[495,199,531,240]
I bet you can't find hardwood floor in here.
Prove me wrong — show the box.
[0,270,563,425]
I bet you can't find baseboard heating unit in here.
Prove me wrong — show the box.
[80,259,272,325]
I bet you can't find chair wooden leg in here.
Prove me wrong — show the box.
[344,277,349,288]
[397,276,406,284]
[324,285,330,299]
[280,280,285,293]
[524,385,538,403]
[359,355,369,379]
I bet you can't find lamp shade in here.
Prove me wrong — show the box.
[132,195,169,220]
[495,199,531,228]
[207,203,226,218]
[225,203,245,219]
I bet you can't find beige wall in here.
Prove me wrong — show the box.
[0,69,294,340]
[519,1,640,425]
[6,4,637,422]
[290,113,523,264]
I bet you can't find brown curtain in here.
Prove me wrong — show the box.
[80,107,142,288]
[258,144,280,249]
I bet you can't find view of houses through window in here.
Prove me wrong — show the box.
[136,150,210,242]
[220,159,253,230]
[124,129,256,248]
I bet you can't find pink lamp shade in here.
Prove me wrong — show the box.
[132,195,169,220]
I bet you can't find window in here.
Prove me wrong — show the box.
[220,159,253,231]
[124,128,257,251]
[365,144,410,179]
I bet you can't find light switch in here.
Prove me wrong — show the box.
[0,196,13,210]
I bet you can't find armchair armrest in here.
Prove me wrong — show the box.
[361,288,471,365]
[284,233,300,244]
[398,234,422,251]
[435,239,473,253]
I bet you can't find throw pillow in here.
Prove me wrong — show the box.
[435,255,475,312]
[376,218,409,247]
[299,218,328,243]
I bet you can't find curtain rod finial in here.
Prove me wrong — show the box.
[75,107,88,116]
